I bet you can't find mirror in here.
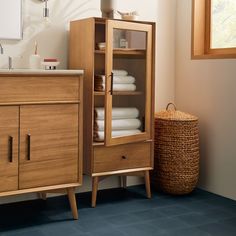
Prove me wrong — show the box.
[0,0,22,40]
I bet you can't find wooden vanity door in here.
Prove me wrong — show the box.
[19,104,79,189]
[0,106,19,192]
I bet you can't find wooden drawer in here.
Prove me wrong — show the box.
[93,142,151,173]
[0,76,79,103]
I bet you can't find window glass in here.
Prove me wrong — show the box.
[211,0,236,49]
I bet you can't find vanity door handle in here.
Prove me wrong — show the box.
[109,72,114,95]
[9,136,13,163]
[27,134,31,161]
[122,155,127,160]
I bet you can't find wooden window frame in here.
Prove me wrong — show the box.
[192,0,236,59]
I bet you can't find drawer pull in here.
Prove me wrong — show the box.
[9,136,13,163]
[27,134,31,161]
[122,155,127,160]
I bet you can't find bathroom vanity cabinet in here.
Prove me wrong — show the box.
[0,70,83,219]
[69,18,155,207]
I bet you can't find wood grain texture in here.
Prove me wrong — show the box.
[67,187,79,219]
[0,76,79,104]
[105,20,153,146]
[191,0,206,57]
[78,75,83,185]
[0,106,19,192]
[92,167,152,177]
[92,176,99,208]
[144,170,151,198]
[19,104,79,189]
[93,142,151,173]
[0,183,80,197]
[0,73,83,220]
[69,19,155,197]
[69,19,95,175]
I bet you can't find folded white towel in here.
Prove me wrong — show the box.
[95,83,136,92]
[95,75,135,84]
[95,107,139,120]
[95,118,141,131]
[112,70,128,76]
[94,129,141,141]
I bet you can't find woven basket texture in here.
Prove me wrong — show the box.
[152,108,200,195]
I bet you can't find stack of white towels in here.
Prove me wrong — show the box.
[94,107,141,142]
[94,70,136,92]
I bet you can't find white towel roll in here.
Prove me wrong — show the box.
[96,118,141,131]
[112,70,128,76]
[95,75,135,84]
[97,83,136,92]
[95,107,139,120]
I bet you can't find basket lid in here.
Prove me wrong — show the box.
[155,103,198,121]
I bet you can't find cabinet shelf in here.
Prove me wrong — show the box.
[93,142,105,146]
[94,91,143,96]
[95,49,146,58]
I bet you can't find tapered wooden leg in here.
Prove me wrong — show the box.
[67,188,78,220]
[92,176,99,208]
[120,176,127,188]
[38,192,47,200]
[144,170,151,199]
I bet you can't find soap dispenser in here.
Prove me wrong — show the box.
[29,41,41,69]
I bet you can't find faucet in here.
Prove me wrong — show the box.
[8,56,13,70]
[0,43,3,54]
[0,44,13,69]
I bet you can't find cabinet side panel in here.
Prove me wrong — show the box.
[151,22,156,168]
[69,19,95,175]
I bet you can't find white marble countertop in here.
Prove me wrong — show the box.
[0,69,84,75]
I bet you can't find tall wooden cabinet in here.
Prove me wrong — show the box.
[0,71,83,219]
[69,18,155,207]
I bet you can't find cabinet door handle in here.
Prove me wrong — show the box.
[142,116,145,132]
[109,72,114,95]
[9,136,13,163]
[27,134,31,161]
[122,155,127,160]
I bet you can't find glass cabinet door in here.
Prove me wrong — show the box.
[105,20,153,146]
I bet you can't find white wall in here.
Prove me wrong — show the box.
[175,0,236,200]
[0,0,176,204]
[155,0,176,110]
[0,0,159,69]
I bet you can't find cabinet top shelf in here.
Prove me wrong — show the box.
[91,17,156,26]
[95,49,146,57]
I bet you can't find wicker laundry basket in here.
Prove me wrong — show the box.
[152,103,200,195]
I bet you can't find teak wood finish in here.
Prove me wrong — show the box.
[0,107,19,192]
[19,104,79,189]
[105,20,153,146]
[69,18,155,207]
[0,74,83,220]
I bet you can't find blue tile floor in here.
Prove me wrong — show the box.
[0,185,235,236]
